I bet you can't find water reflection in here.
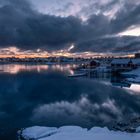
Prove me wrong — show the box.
[79,70,140,93]
[0,64,77,74]
[0,64,49,74]
[0,64,140,140]
[111,77,131,88]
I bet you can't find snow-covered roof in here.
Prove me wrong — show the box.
[111,59,131,64]
[111,58,140,65]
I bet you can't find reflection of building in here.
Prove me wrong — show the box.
[111,82,131,88]
[135,53,140,58]
[77,60,100,70]
[111,59,137,71]
[111,77,131,88]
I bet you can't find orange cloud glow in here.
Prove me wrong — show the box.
[0,46,136,58]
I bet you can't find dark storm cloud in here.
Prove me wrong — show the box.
[0,0,82,50]
[77,1,140,53]
[0,0,139,52]
[110,3,140,33]
[73,36,140,53]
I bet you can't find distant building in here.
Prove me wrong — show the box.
[83,60,100,69]
[79,60,100,69]
[135,53,140,58]
[89,60,100,67]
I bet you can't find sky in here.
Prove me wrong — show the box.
[0,0,140,57]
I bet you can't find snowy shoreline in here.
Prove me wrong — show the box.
[18,125,140,140]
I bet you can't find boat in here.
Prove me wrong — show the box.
[68,73,87,77]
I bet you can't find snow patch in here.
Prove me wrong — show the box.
[19,126,58,140]
[19,126,140,140]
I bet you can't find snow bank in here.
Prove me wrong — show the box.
[18,126,140,140]
[18,126,58,140]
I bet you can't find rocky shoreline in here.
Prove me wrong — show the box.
[112,117,140,133]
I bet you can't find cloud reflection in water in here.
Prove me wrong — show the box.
[0,64,140,139]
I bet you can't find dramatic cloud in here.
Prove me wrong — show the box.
[0,0,83,50]
[73,36,140,53]
[0,0,139,53]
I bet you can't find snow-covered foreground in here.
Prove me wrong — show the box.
[18,126,140,140]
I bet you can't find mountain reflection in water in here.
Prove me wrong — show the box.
[0,64,140,140]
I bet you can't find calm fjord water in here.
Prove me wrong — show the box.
[0,64,140,140]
